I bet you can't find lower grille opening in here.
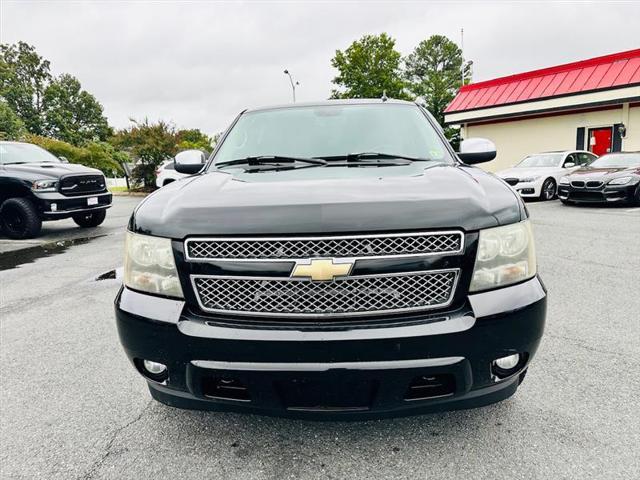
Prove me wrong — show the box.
[570,191,605,201]
[202,377,251,402]
[404,374,456,401]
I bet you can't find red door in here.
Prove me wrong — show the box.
[588,127,612,156]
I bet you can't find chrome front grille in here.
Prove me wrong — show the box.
[191,270,459,318]
[571,180,585,188]
[586,181,603,188]
[185,231,463,261]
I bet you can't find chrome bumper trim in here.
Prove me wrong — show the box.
[191,357,465,372]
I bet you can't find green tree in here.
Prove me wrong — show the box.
[113,119,178,188]
[404,35,471,127]
[43,73,111,145]
[330,33,406,99]
[0,41,52,135]
[0,100,26,140]
[176,128,214,153]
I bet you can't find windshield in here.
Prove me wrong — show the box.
[212,104,452,166]
[589,153,640,168]
[0,143,60,165]
[516,153,563,168]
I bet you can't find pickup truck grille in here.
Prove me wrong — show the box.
[185,231,463,260]
[59,174,106,196]
[192,269,459,317]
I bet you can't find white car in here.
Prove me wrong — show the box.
[496,150,597,200]
[155,160,188,187]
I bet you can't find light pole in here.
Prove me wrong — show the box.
[283,69,299,103]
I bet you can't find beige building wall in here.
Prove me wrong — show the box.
[465,105,639,172]
[626,106,640,151]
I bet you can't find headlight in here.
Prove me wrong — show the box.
[124,231,183,298]
[470,220,536,292]
[559,176,570,185]
[520,176,541,183]
[32,179,58,192]
[607,176,633,185]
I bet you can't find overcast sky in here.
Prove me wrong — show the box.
[2,1,639,135]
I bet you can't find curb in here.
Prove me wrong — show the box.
[110,191,150,197]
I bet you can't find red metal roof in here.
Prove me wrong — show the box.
[446,49,640,113]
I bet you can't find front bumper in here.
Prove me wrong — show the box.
[33,191,112,219]
[501,179,542,198]
[115,277,546,418]
[558,182,638,204]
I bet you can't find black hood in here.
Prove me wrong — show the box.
[131,163,523,239]
[1,162,103,181]
[568,165,640,180]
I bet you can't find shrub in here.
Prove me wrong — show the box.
[25,134,124,176]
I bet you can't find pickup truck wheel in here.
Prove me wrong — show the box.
[0,198,43,239]
[72,210,107,228]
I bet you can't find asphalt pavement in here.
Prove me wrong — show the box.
[1,197,639,479]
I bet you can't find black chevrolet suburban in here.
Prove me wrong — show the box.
[0,141,112,239]
[116,99,546,418]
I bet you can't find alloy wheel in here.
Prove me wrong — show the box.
[543,180,556,200]
[2,205,26,236]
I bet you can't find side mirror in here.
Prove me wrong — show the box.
[564,162,575,168]
[175,150,206,174]
[58,156,69,163]
[457,138,497,164]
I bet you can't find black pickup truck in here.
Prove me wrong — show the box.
[116,99,546,418]
[0,141,112,239]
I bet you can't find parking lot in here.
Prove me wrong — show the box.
[1,197,638,479]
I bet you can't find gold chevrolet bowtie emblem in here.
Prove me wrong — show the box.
[291,258,354,281]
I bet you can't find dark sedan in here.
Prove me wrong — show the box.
[558,152,640,205]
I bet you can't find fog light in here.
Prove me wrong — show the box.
[495,353,520,370]
[51,203,57,212]
[143,360,167,375]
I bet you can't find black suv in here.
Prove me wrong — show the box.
[0,141,112,239]
[116,99,546,418]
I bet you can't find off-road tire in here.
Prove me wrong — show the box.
[0,197,43,239]
[72,209,107,228]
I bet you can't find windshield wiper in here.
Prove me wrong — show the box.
[217,155,327,168]
[324,152,431,163]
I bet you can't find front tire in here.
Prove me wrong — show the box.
[72,209,107,228]
[0,197,43,239]
[540,178,557,201]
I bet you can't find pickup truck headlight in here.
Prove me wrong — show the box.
[32,179,59,192]
[607,176,633,185]
[124,232,184,298]
[469,220,536,292]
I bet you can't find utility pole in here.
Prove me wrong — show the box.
[461,28,465,85]
[283,69,299,103]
